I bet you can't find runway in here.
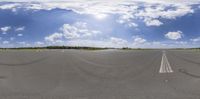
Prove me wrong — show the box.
[0,49,199,99]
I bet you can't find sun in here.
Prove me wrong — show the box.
[94,13,107,20]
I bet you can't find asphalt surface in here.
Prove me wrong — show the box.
[0,49,199,99]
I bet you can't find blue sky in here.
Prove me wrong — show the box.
[0,0,200,48]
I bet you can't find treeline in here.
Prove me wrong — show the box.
[0,46,112,50]
[0,46,199,50]
[189,48,200,51]
[46,46,111,50]
[190,48,200,49]
[173,48,200,50]
[121,47,157,50]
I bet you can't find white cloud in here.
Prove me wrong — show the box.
[45,22,101,44]
[45,32,63,42]
[144,18,163,26]
[61,24,80,39]
[66,39,107,48]
[175,41,188,45]
[61,22,101,39]
[15,26,25,31]
[66,38,127,48]
[18,41,26,45]
[1,26,11,34]
[0,0,199,5]
[17,33,23,36]
[0,3,19,9]
[17,41,31,47]
[0,1,196,27]
[64,39,197,48]
[136,4,194,19]
[133,36,147,45]
[2,41,9,44]
[165,31,183,40]
[35,41,44,45]
[42,34,199,48]
[0,3,20,12]
[127,23,138,27]
[46,36,129,48]
[110,37,128,45]
[136,4,193,26]
[66,36,192,48]
[0,1,198,48]
[34,41,45,46]
[117,18,138,27]
[190,37,200,42]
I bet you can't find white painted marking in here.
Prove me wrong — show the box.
[159,51,173,73]
[159,54,165,73]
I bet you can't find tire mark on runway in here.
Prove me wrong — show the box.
[163,51,200,96]
[71,52,161,80]
[170,52,200,66]
[179,69,200,78]
[0,56,48,66]
[167,68,200,96]
[178,57,200,65]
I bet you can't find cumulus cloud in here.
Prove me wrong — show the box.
[61,22,101,39]
[45,22,101,44]
[133,36,147,45]
[0,0,198,48]
[136,4,194,26]
[165,31,183,40]
[1,26,11,34]
[144,18,163,26]
[110,37,128,45]
[61,24,81,39]
[45,32,63,43]
[15,26,25,31]
[0,1,196,27]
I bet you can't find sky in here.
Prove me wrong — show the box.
[0,0,200,48]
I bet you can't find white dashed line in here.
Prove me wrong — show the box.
[159,51,173,73]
